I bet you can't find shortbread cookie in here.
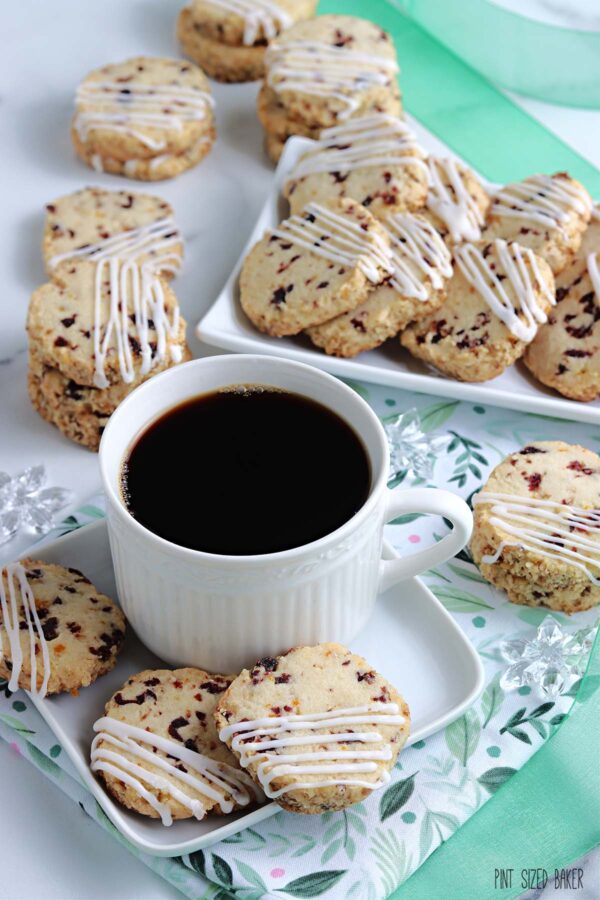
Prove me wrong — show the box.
[240,199,393,336]
[28,344,192,451]
[401,239,554,381]
[72,57,215,179]
[92,669,262,824]
[215,644,410,814]
[423,156,491,244]
[177,1,318,82]
[523,208,600,401]
[307,213,452,357]
[264,16,400,130]
[27,260,188,390]
[283,115,428,218]
[471,441,600,612]
[43,187,183,279]
[482,173,592,275]
[0,560,125,696]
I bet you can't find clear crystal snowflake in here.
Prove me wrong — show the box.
[501,615,598,699]
[0,466,72,545]
[384,408,449,481]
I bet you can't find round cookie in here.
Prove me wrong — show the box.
[72,57,215,177]
[215,643,410,814]
[43,187,183,279]
[28,344,192,451]
[92,668,262,824]
[264,16,400,130]
[307,212,452,357]
[283,114,428,219]
[422,156,491,245]
[27,260,188,390]
[482,172,592,276]
[401,238,555,382]
[471,441,600,613]
[240,198,393,336]
[523,209,600,401]
[0,559,125,696]
[177,1,318,83]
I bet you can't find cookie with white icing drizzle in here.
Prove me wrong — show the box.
[177,0,317,83]
[42,187,183,279]
[482,172,592,275]
[215,644,410,814]
[240,198,393,336]
[264,15,400,130]
[0,560,125,696]
[471,441,600,613]
[422,156,491,245]
[307,212,452,357]
[524,206,600,402]
[401,238,555,382]
[283,114,428,218]
[92,668,263,824]
[71,57,215,180]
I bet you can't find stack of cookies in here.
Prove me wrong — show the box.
[177,0,318,83]
[27,187,191,450]
[258,15,402,162]
[71,57,216,181]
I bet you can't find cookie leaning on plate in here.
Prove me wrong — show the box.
[523,207,600,401]
[177,0,318,83]
[471,442,600,613]
[482,172,592,275]
[422,156,491,245]
[283,115,428,219]
[0,560,125,696]
[240,198,393,336]
[401,238,555,381]
[92,668,262,824]
[42,187,183,280]
[307,212,452,357]
[71,57,216,181]
[215,643,410,814]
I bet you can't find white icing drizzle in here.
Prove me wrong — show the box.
[74,81,214,151]
[92,716,262,826]
[266,40,399,120]
[427,157,485,242]
[92,257,181,388]
[474,491,600,584]
[270,201,393,283]
[48,218,182,277]
[454,239,555,341]
[91,153,104,173]
[0,564,51,697]
[220,703,405,798]
[383,213,452,300]
[491,174,592,231]
[204,0,292,45]
[285,114,428,182]
[587,252,600,301]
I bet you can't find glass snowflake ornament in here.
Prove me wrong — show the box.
[384,408,449,481]
[500,615,598,699]
[0,466,72,545]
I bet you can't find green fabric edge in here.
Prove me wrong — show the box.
[318,0,600,192]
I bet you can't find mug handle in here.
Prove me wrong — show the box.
[378,487,473,594]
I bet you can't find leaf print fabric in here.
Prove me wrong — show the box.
[1,384,599,899]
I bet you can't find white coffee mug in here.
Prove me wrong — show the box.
[100,355,472,672]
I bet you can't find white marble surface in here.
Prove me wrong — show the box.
[1,1,599,898]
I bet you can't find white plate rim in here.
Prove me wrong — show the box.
[25,520,485,857]
[196,134,600,425]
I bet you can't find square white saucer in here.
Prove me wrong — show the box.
[27,520,484,857]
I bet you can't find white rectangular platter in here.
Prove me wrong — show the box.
[197,128,600,425]
[27,520,484,857]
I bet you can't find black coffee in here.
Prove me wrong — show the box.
[122,386,371,555]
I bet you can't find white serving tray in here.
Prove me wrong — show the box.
[28,520,484,857]
[197,131,600,425]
